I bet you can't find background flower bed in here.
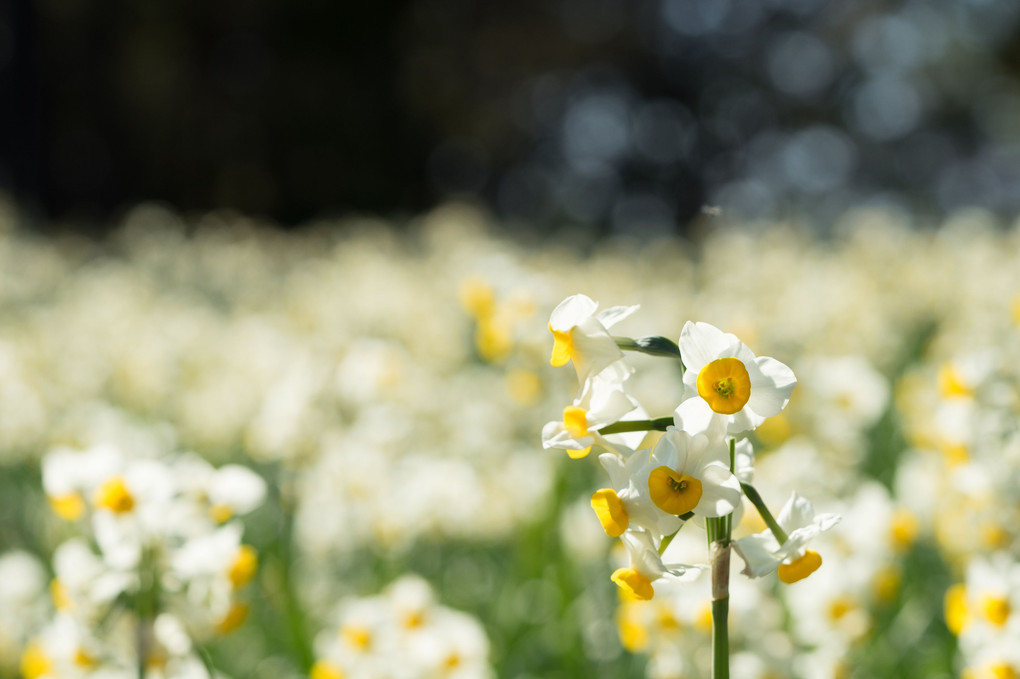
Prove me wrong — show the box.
[1,200,1018,678]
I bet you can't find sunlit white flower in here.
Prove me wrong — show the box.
[678,321,796,434]
[542,373,643,459]
[643,410,741,519]
[548,294,637,386]
[610,529,705,601]
[592,448,685,539]
[733,492,840,582]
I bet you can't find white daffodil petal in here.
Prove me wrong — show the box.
[679,321,739,372]
[733,533,783,577]
[694,463,742,518]
[595,304,640,329]
[549,294,599,331]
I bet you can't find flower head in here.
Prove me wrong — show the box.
[548,294,638,386]
[733,492,840,582]
[678,321,796,434]
[644,411,741,519]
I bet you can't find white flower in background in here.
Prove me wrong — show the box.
[0,550,49,671]
[677,321,796,434]
[166,522,257,638]
[542,372,643,459]
[946,555,1020,656]
[548,294,638,386]
[174,453,267,525]
[311,575,494,679]
[733,492,840,582]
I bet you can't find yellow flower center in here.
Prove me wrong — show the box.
[49,492,85,520]
[889,510,919,551]
[563,406,588,437]
[938,364,973,399]
[549,326,574,367]
[648,466,703,515]
[93,477,135,514]
[209,503,234,524]
[20,642,52,679]
[777,549,822,584]
[944,583,969,635]
[611,567,654,600]
[310,660,346,679]
[616,607,649,652]
[74,647,98,668]
[590,488,629,537]
[696,358,752,415]
[50,578,72,611]
[341,625,373,651]
[828,595,854,621]
[228,545,258,588]
[981,594,1011,627]
[562,405,592,458]
[505,369,542,406]
[215,602,250,634]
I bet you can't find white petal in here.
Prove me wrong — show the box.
[549,294,598,331]
[678,321,741,372]
[595,304,639,329]
[746,355,797,418]
[694,463,742,518]
[733,533,782,577]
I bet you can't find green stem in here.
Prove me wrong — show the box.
[712,593,730,679]
[597,417,673,435]
[740,482,789,544]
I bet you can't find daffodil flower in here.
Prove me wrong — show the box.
[610,529,705,600]
[548,293,638,386]
[733,492,840,582]
[591,448,686,539]
[542,373,644,458]
[677,321,796,435]
[644,412,741,519]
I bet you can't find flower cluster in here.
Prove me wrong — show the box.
[543,294,840,601]
[21,436,266,678]
[310,575,493,679]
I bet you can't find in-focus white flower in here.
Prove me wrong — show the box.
[678,321,796,434]
[592,447,686,539]
[643,411,741,519]
[610,529,704,601]
[733,492,840,583]
[548,294,637,386]
[542,373,643,459]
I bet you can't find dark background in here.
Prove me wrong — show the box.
[3,0,1020,235]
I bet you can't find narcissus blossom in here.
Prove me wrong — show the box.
[542,373,643,459]
[645,411,741,519]
[678,321,796,435]
[548,294,638,386]
[733,492,840,582]
[610,529,705,601]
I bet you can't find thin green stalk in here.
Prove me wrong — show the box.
[740,482,789,544]
[598,417,673,435]
[711,593,730,679]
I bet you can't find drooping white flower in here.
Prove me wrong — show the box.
[733,492,840,582]
[677,321,796,434]
[610,529,705,601]
[548,294,638,386]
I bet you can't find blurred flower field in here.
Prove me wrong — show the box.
[1,200,1020,678]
